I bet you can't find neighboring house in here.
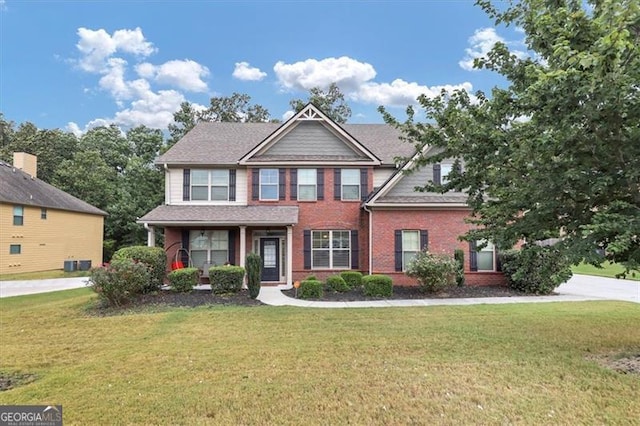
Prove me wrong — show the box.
[139,104,504,286]
[0,152,106,275]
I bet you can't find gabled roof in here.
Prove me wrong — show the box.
[365,147,469,208]
[156,109,415,167]
[239,103,381,166]
[0,161,107,216]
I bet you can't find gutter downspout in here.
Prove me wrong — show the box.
[363,204,373,275]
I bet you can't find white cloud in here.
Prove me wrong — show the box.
[233,62,267,81]
[76,27,156,73]
[135,62,156,78]
[0,0,7,12]
[134,60,209,92]
[355,79,474,106]
[282,110,295,121]
[274,56,376,92]
[459,27,528,71]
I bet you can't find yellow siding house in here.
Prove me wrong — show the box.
[0,153,107,275]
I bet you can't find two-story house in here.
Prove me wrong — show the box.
[139,104,504,286]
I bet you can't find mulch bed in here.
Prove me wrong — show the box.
[282,285,535,301]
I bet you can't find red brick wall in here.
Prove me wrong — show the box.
[370,209,506,286]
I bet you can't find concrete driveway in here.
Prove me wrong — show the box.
[0,277,89,298]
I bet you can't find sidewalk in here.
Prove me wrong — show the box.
[0,277,89,298]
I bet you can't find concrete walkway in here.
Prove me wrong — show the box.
[1,274,638,307]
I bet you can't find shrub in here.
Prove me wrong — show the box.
[326,275,350,292]
[246,253,262,299]
[405,251,458,293]
[454,249,465,287]
[298,279,323,299]
[111,246,166,292]
[500,245,572,295]
[305,275,318,281]
[88,259,150,307]
[362,274,393,297]
[340,271,363,288]
[209,265,245,293]
[167,267,199,293]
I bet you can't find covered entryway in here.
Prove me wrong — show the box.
[260,237,280,281]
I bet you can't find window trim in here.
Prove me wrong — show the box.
[475,240,497,272]
[189,230,230,268]
[9,244,21,255]
[341,169,360,201]
[311,230,351,270]
[401,230,421,272]
[297,168,317,201]
[13,205,24,226]
[190,169,230,202]
[259,168,279,201]
[41,208,47,220]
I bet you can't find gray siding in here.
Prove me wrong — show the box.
[381,158,460,199]
[258,122,364,159]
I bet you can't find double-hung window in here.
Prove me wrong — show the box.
[189,230,229,268]
[260,169,279,200]
[341,169,360,200]
[41,208,47,220]
[13,206,23,226]
[402,230,420,271]
[312,230,350,269]
[191,170,230,201]
[298,169,317,201]
[476,240,496,271]
[440,164,453,185]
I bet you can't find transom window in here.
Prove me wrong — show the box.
[341,169,360,200]
[191,170,229,201]
[13,206,23,226]
[298,169,317,201]
[190,230,229,269]
[260,169,279,200]
[312,230,350,269]
[402,230,420,271]
[477,240,496,271]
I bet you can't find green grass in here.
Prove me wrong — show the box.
[572,262,640,281]
[0,269,90,281]
[1,290,639,424]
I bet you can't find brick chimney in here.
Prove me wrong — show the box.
[13,152,38,178]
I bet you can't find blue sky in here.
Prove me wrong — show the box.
[1,0,526,135]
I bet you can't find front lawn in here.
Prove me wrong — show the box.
[1,289,639,424]
[572,261,640,281]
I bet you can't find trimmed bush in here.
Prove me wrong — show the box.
[209,265,245,293]
[246,253,262,299]
[305,275,318,281]
[405,251,457,293]
[500,245,572,295]
[111,246,166,292]
[362,274,393,297]
[454,249,465,287]
[167,267,199,293]
[88,259,150,307]
[298,279,323,299]
[326,275,350,292]
[340,271,363,288]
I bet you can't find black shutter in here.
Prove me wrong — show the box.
[469,241,478,272]
[334,169,341,200]
[420,230,429,251]
[290,169,298,200]
[252,169,259,200]
[394,230,403,272]
[229,169,236,201]
[433,164,441,185]
[351,230,359,270]
[181,229,190,265]
[228,230,236,265]
[496,249,502,272]
[279,168,286,200]
[303,230,311,269]
[183,169,191,201]
[360,168,368,201]
[317,168,324,200]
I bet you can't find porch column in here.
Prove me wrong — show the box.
[286,225,293,286]
[146,225,155,247]
[239,226,247,268]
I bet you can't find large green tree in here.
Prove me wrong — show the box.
[380,0,640,272]
[290,82,352,123]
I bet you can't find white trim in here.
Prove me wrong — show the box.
[238,104,381,165]
[286,225,293,286]
[239,226,246,268]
